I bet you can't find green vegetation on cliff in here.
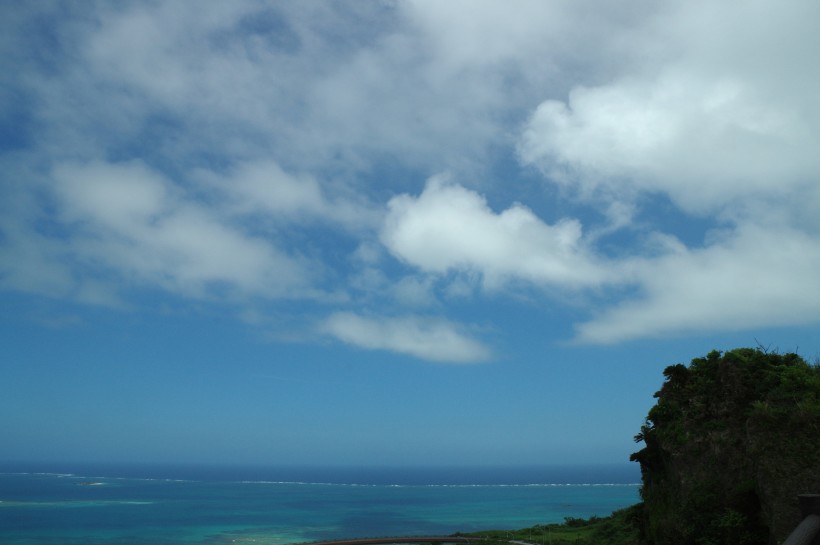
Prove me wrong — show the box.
[630,348,820,545]
[464,504,642,545]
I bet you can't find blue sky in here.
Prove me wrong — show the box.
[2,1,820,468]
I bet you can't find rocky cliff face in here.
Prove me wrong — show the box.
[631,349,820,545]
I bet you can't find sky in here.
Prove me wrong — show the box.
[2,0,820,469]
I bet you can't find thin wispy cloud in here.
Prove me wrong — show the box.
[322,312,491,363]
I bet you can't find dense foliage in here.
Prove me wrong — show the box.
[630,348,820,545]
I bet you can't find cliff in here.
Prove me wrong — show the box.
[630,348,820,545]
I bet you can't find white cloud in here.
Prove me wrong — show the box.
[51,160,312,300]
[322,312,490,363]
[0,161,126,307]
[197,160,380,231]
[220,161,327,217]
[576,223,820,344]
[381,176,606,289]
[520,70,819,213]
[84,3,278,111]
[69,1,525,174]
[518,1,820,215]
[401,0,656,77]
[55,160,169,231]
[391,275,438,308]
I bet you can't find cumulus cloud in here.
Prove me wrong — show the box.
[519,0,820,215]
[519,70,819,213]
[51,160,312,300]
[381,176,606,289]
[322,312,490,363]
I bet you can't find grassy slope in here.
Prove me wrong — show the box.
[461,504,643,545]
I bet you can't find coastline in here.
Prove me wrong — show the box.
[0,466,640,545]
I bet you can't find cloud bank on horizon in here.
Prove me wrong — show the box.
[2,0,819,362]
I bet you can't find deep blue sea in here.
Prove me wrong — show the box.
[0,464,641,545]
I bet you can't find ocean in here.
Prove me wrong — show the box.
[0,464,641,545]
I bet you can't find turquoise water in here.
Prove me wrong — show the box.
[0,465,640,545]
